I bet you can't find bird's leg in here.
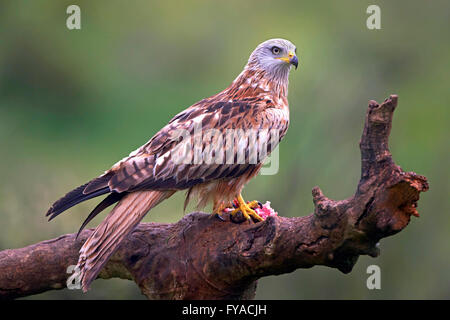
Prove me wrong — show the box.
[213,201,233,214]
[230,194,264,222]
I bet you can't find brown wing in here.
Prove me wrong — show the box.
[87,99,288,194]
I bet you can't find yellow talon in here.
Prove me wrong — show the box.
[230,194,264,222]
[213,201,233,214]
[246,200,260,209]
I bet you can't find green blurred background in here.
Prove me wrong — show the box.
[0,0,448,299]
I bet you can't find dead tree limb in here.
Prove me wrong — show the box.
[0,95,429,300]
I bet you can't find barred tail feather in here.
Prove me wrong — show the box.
[46,184,110,221]
[46,173,113,220]
[75,192,125,239]
[76,190,174,292]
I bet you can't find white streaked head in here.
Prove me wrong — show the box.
[247,38,298,79]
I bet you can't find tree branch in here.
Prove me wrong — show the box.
[0,95,429,300]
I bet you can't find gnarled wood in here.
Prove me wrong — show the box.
[0,95,429,300]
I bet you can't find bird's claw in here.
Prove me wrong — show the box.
[230,200,264,222]
[214,213,226,221]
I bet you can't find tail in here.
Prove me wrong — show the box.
[46,172,115,221]
[46,172,128,237]
[76,190,175,292]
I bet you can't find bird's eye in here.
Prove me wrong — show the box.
[271,46,281,55]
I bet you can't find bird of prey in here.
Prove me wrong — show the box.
[46,38,298,291]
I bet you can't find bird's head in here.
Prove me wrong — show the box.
[247,38,298,79]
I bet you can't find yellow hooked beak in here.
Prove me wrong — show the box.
[276,51,299,69]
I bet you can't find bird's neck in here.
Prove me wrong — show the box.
[222,64,289,106]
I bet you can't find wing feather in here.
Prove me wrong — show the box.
[103,100,288,193]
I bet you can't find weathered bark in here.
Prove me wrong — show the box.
[0,95,428,300]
